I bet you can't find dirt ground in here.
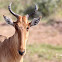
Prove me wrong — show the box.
[0,21,62,45]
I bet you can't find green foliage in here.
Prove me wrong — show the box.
[0,0,62,20]
[24,0,62,17]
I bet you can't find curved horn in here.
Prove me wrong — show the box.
[28,4,38,17]
[8,3,19,18]
[35,4,38,11]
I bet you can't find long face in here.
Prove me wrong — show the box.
[14,16,30,50]
[3,3,41,52]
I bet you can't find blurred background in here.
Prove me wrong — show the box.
[0,0,62,62]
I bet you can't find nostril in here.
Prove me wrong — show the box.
[18,50,25,56]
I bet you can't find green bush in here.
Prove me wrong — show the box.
[0,0,62,18]
[24,0,62,17]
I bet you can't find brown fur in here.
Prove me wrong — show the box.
[0,16,29,62]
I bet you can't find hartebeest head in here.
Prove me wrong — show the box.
[3,3,41,55]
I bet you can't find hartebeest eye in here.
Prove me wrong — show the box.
[26,27,29,31]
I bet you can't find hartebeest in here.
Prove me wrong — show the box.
[0,3,41,62]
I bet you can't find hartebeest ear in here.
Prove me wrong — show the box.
[3,15,13,25]
[29,17,41,27]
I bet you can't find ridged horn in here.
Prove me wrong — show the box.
[8,3,19,18]
[28,4,38,17]
[35,4,38,11]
